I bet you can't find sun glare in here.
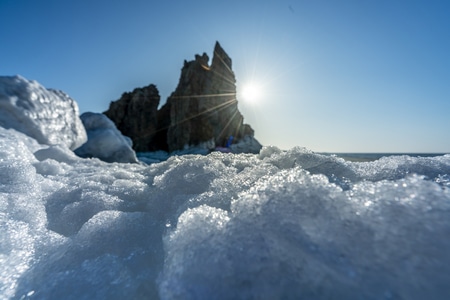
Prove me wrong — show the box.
[240,83,261,103]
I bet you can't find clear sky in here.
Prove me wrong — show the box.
[1,0,449,153]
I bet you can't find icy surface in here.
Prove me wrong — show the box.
[0,75,87,150]
[230,134,262,154]
[74,112,138,163]
[1,128,450,299]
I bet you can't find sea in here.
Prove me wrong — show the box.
[323,152,448,162]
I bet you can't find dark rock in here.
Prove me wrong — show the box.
[154,101,170,151]
[104,84,160,152]
[166,41,257,152]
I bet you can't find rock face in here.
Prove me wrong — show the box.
[165,41,255,152]
[104,42,260,153]
[104,84,160,152]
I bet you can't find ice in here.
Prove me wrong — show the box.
[229,134,262,154]
[136,135,262,164]
[74,112,138,163]
[160,169,450,299]
[1,126,450,299]
[0,75,87,150]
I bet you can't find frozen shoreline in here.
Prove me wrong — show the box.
[2,129,450,299]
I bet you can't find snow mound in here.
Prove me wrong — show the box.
[74,112,138,163]
[1,129,450,299]
[0,75,87,150]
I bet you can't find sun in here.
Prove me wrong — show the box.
[240,83,262,103]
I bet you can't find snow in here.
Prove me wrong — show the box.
[137,136,262,164]
[74,112,138,163]
[0,75,87,150]
[1,125,450,299]
[230,135,262,154]
[1,75,450,299]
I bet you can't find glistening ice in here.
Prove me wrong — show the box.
[1,127,449,299]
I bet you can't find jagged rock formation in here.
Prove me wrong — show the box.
[104,84,160,152]
[104,42,260,153]
[164,41,255,152]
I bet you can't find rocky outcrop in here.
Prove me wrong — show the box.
[104,84,160,152]
[104,42,260,153]
[165,41,255,152]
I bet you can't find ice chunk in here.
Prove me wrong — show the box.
[0,75,87,150]
[74,112,138,163]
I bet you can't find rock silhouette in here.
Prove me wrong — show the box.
[104,41,259,153]
[104,84,160,152]
[165,41,256,152]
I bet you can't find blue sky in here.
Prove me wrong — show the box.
[1,0,449,152]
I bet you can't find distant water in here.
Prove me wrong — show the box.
[323,152,449,162]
